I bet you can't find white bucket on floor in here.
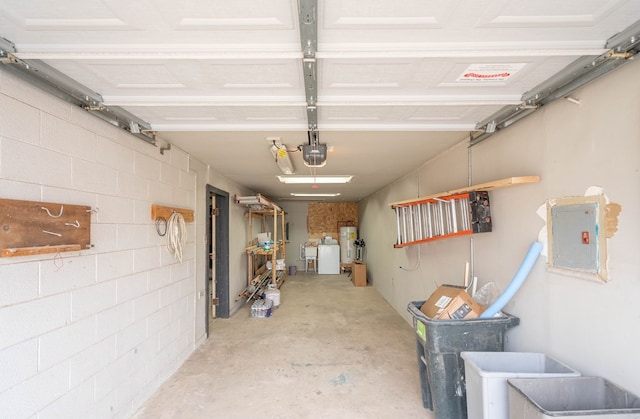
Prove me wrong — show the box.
[264,284,281,307]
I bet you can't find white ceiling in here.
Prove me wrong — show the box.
[1,0,638,201]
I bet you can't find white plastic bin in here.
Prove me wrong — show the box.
[508,376,640,418]
[461,352,580,419]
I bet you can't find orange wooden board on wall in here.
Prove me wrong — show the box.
[151,205,194,222]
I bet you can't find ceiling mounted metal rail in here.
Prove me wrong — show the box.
[471,19,640,147]
[297,0,318,132]
[0,36,156,145]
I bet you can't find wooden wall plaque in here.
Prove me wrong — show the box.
[0,198,92,257]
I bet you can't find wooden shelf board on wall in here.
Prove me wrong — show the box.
[151,205,194,223]
[389,176,540,208]
[2,244,82,257]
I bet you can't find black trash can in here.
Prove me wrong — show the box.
[407,301,520,419]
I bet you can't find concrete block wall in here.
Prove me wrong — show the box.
[0,70,197,418]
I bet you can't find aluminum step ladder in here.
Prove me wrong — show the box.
[392,191,491,248]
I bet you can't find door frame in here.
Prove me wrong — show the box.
[206,185,230,332]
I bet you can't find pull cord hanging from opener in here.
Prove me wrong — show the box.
[167,211,187,262]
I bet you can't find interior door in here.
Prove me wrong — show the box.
[206,185,230,333]
[210,194,217,319]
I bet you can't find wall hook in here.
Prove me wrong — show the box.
[565,97,581,105]
[41,205,64,218]
[160,143,171,155]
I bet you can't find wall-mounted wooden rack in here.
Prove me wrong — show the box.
[151,205,194,222]
[1,198,92,257]
[389,176,540,248]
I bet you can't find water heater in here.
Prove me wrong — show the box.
[339,226,357,264]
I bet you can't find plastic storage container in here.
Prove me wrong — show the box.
[264,284,281,307]
[407,301,520,419]
[508,377,640,418]
[250,299,273,318]
[461,352,581,419]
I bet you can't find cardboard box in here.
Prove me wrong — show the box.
[352,262,366,287]
[420,285,484,320]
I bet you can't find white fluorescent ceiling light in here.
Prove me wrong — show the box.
[269,142,295,175]
[277,175,353,184]
[290,193,341,197]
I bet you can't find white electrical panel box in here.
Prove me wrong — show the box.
[547,195,608,282]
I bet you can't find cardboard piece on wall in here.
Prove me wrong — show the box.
[605,203,621,238]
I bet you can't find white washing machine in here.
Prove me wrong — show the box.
[318,243,340,274]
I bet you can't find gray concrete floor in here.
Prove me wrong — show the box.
[132,272,433,418]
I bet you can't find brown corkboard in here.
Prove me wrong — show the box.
[308,202,358,238]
